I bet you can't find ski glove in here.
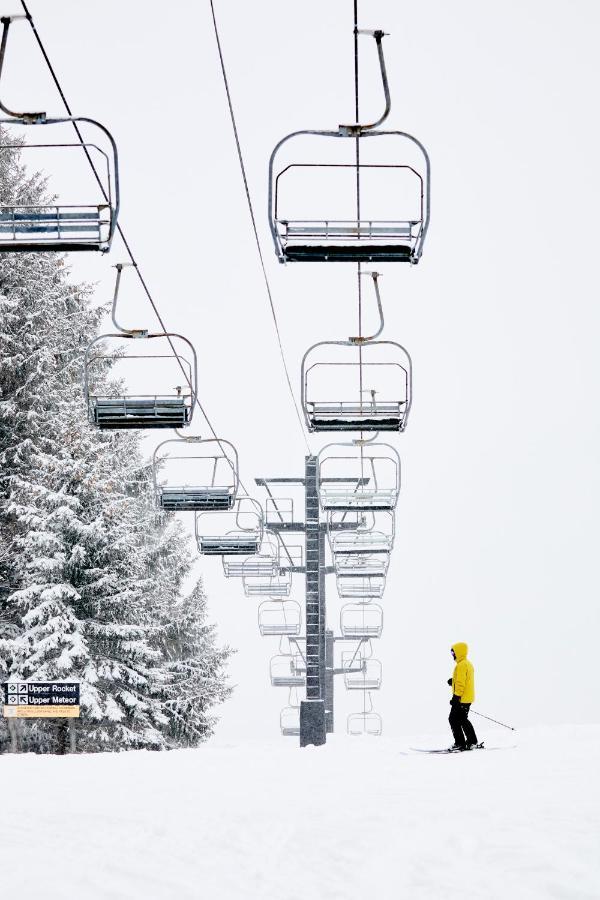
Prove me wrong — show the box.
[450,694,462,706]
[447,678,452,686]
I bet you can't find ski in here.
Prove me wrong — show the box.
[409,743,517,754]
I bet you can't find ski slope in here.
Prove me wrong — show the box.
[1,724,598,899]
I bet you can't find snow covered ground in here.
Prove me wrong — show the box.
[1,724,598,900]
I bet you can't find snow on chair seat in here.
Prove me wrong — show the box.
[258,600,302,636]
[158,486,232,512]
[270,654,306,687]
[340,603,383,639]
[199,534,261,556]
[92,395,190,430]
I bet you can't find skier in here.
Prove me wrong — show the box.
[447,642,479,751]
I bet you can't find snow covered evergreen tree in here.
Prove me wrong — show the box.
[0,128,231,753]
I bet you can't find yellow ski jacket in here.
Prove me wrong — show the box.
[451,642,475,704]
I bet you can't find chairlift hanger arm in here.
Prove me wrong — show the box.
[349,271,384,342]
[339,29,390,135]
[111,263,146,335]
[0,15,44,120]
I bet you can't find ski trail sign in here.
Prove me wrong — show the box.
[2,682,80,718]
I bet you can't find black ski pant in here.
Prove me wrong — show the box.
[449,701,478,748]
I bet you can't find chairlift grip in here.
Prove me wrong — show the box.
[349,271,384,343]
[111,263,147,335]
[0,15,44,120]
[338,30,390,134]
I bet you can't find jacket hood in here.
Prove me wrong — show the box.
[452,642,468,661]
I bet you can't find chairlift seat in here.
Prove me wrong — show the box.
[308,400,405,432]
[340,603,383,639]
[0,205,109,252]
[92,396,190,430]
[158,486,234,512]
[278,220,418,263]
[258,601,301,636]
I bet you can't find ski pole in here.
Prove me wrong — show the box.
[471,710,516,731]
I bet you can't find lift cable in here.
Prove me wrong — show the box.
[19,0,252,495]
[208,0,311,456]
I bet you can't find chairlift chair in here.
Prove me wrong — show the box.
[318,442,401,512]
[0,18,119,253]
[222,531,280,578]
[280,706,301,737]
[258,600,302,636]
[340,603,383,639]
[243,571,292,599]
[301,339,412,433]
[195,498,264,556]
[270,654,306,687]
[342,654,382,691]
[84,267,198,430]
[268,32,430,264]
[347,711,383,736]
[153,437,239,512]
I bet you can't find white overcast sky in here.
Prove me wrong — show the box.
[6,1,600,739]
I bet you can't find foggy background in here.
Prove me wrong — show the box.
[4,0,600,739]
